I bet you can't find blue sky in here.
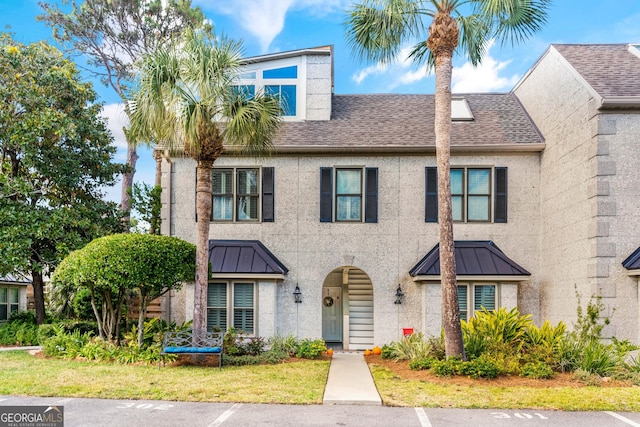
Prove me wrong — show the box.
[3,0,640,201]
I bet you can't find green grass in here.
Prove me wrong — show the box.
[370,365,640,411]
[0,351,329,404]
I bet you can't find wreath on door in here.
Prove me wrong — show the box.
[323,296,334,307]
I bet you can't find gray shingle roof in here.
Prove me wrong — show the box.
[272,93,543,150]
[409,240,530,277]
[553,44,640,99]
[208,240,288,275]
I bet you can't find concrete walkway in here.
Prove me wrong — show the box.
[323,352,382,405]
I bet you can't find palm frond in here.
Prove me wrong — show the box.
[345,0,427,64]
[456,13,491,67]
[474,0,551,46]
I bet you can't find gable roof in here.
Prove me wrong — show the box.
[0,274,30,285]
[622,246,640,273]
[208,240,288,276]
[409,240,530,278]
[259,93,544,154]
[552,44,640,108]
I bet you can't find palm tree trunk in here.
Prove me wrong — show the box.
[193,160,214,335]
[434,50,465,359]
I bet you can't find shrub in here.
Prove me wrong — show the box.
[239,336,266,356]
[431,358,464,377]
[522,320,567,366]
[224,354,262,366]
[261,350,289,364]
[409,357,433,371]
[296,338,326,359]
[462,307,532,359]
[380,344,394,360]
[0,321,39,346]
[268,334,299,357]
[460,354,499,379]
[41,324,92,359]
[521,361,555,379]
[386,333,435,361]
[578,340,620,376]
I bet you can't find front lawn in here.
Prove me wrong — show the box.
[0,351,329,404]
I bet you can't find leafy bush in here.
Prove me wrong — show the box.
[409,357,433,371]
[431,357,464,377]
[462,307,532,359]
[522,320,567,366]
[41,324,93,359]
[521,361,555,379]
[268,334,299,357]
[460,354,499,379]
[380,344,394,360]
[578,340,620,376]
[224,354,262,366]
[239,336,266,356]
[296,338,326,359]
[385,333,435,361]
[0,321,39,346]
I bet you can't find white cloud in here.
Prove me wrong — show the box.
[202,0,349,52]
[100,103,129,153]
[353,62,388,84]
[452,43,520,93]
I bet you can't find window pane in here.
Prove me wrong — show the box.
[232,85,255,98]
[280,85,296,116]
[474,285,496,311]
[468,196,489,221]
[9,304,18,315]
[0,305,6,321]
[452,196,463,221]
[234,283,254,334]
[9,288,18,304]
[237,170,258,194]
[213,196,233,220]
[263,65,298,79]
[0,288,6,303]
[207,283,227,332]
[213,170,232,193]
[457,285,468,321]
[239,72,256,79]
[450,169,463,194]
[336,170,361,194]
[237,196,259,220]
[468,169,490,195]
[336,196,361,221]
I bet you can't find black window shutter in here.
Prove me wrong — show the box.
[262,167,275,222]
[494,167,508,223]
[320,167,333,222]
[425,167,438,222]
[364,167,378,223]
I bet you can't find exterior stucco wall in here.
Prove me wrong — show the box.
[164,150,540,344]
[515,49,640,341]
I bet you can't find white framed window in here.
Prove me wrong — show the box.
[235,65,299,118]
[0,287,19,321]
[457,283,497,321]
[207,282,256,334]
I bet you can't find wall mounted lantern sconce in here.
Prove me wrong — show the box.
[293,284,302,303]
[394,284,404,305]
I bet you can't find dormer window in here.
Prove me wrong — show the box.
[236,65,299,118]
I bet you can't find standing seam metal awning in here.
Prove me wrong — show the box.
[208,240,288,276]
[622,246,640,275]
[409,240,530,278]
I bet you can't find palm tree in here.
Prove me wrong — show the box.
[129,29,282,335]
[345,0,549,358]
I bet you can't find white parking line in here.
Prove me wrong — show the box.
[208,403,243,427]
[604,411,640,427]
[415,407,432,427]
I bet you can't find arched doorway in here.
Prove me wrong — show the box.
[321,266,374,350]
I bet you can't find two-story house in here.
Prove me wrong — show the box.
[159,43,640,349]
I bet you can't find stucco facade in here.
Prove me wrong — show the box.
[161,43,640,348]
[514,44,640,341]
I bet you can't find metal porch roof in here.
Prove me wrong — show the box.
[409,241,530,277]
[208,240,288,275]
[622,246,640,271]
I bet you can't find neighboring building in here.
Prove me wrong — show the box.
[159,43,640,349]
[0,275,30,322]
[514,43,640,340]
